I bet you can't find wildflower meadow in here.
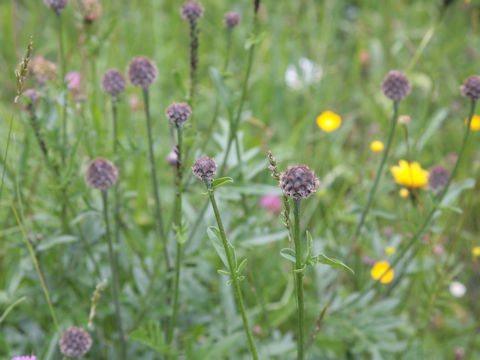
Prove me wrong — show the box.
[1,0,480,359]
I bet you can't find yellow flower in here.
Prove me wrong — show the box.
[399,188,409,198]
[391,160,429,189]
[370,140,384,153]
[316,111,342,132]
[465,115,480,131]
[385,246,396,255]
[472,246,480,258]
[371,261,394,284]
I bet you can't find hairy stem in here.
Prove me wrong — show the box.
[142,88,168,265]
[293,199,305,360]
[102,190,127,360]
[348,101,399,253]
[167,126,184,352]
[207,183,259,360]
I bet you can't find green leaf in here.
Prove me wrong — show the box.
[308,253,354,274]
[236,258,248,274]
[36,235,78,251]
[244,32,266,50]
[130,321,173,355]
[217,269,230,276]
[212,177,233,189]
[280,248,296,263]
[207,226,228,268]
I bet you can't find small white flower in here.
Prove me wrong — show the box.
[449,281,466,298]
[285,57,323,90]
[285,65,301,90]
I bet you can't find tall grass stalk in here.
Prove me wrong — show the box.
[206,182,259,360]
[111,98,121,245]
[101,190,127,359]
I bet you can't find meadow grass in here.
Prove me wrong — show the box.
[1,0,480,359]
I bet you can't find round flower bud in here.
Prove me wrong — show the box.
[102,69,126,97]
[45,0,68,12]
[181,1,204,23]
[461,75,480,102]
[382,70,411,102]
[398,115,411,126]
[192,156,217,181]
[85,158,118,190]
[59,327,92,358]
[280,165,319,199]
[127,57,158,88]
[224,11,240,29]
[166,103,192,127]
[167,151,179,167]
[428,165,449,191]
[82,0,102,24]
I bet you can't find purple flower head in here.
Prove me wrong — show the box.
[259,194,282,213]
[12,356,36,360]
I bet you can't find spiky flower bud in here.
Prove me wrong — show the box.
[428,165,449,191]
[192,156,217,182]
[85,158,118,190]
[127,57,158,88]
[280,165,319,200]
[167,151,179,167]
[181,1,204,23]
[45,0,68,12]
[382,70,411,102]
[59,327,92,358]
[166,103,192,127]
[224,11,240,28]
[461,76,480,102]
[102,69,126,97]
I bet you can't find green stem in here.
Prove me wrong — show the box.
[349,101,399,251]
[102,190,127,360]
[293,199,305,360]
[57,13,67,166]
[219,14,258,175]
[207,184,258,360]
[167,126,184,351]
[142,88,168,265]
[112,99,121,245]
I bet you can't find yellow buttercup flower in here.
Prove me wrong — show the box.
[391,160,429,189]
[465,115,480,131]
[399,188,409,198]
[371,261,394,284]
[316,111,342,132]
[385,246,396,255]
[472,246,480,258]
[370,140,384,153]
